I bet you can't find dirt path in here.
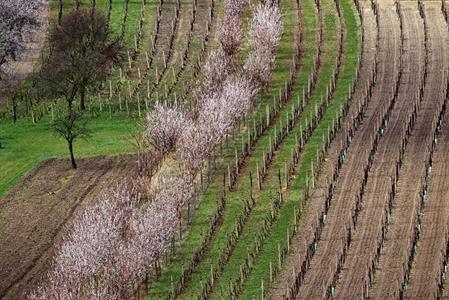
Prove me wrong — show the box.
[367,2,449,298]
[0,1,49,107]
[0,155,136,300]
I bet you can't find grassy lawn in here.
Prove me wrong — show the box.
[0,0,158,198]
[0,113,137,198]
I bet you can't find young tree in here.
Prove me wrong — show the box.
[41,9,123,110]
[53,112,91,169]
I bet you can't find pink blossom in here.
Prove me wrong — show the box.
[144,103,192,155]
[244,3,282,87]
[216,16,242,57]
[0,0,43,78]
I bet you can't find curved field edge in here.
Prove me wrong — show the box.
[144,1,302,298]
[239,0,361,297]
[206,0,342,296]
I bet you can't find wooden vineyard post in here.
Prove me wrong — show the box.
[228,164,231,190]
[294,207,297,230]
[250,171,254,202]
[311,162,315,189]
[235,148,239,173]
[266,104,270,127]
[118,91,122,110]
[145,51,150,69]
[125,94,130,116]
[210,264,214,285]
[278,243,281,269]
[223,171,226,196]
[137,94,142,117]
[109,80,113,99]
[263,151,267,176]
[109,99,112,119]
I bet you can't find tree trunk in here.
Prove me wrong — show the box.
[58,0,63,25]
[80,86,86,110]
[12,105,17,123]
[68,140,77,169]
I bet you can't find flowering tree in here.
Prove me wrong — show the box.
[0,0,43,79]
[201,0,247,92]
[216,16,242,57]
[244,3,282,87]
[106,176,192,296]
[223,0,248,17]
[144,103,191,155]
[203,50,233,91]
[177,77,257,175]
[30,185,139,299]
[31,176,192,299]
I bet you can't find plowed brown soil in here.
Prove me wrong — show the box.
[0,155,136,300]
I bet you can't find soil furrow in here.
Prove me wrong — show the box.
[0,156,136,300]
[268,0,377,297]
[333,1,426,298]
[294,0,402,297]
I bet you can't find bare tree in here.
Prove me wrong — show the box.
[53,112,91,169]
[40,9,123,111]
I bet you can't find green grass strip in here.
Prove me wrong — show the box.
[122,0,144,47]
[145,1,299,298]
[176,1,301,298]
[207,0,325,296]
[239,0,360,298]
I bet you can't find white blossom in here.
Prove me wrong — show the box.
[244,3,282,86]
[0,0,43,78]
[144,103,192,155]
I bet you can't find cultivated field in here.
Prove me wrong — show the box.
[1,0,449,299]
[0,156,136,299]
